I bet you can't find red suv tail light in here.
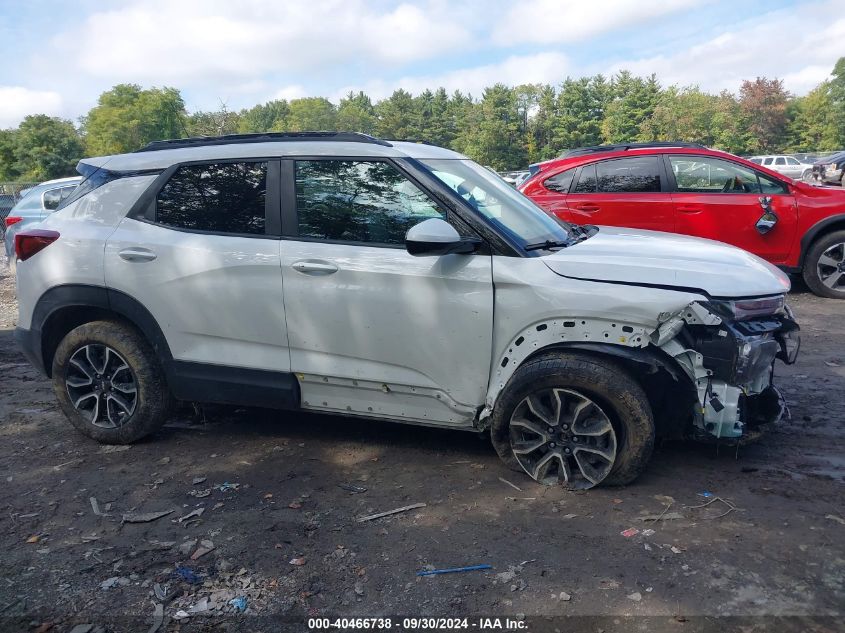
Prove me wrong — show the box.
[4,216,22,227]
[15,229,60,262]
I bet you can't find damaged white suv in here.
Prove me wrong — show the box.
[13,133,800,489]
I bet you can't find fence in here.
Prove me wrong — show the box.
[0,182,38,239]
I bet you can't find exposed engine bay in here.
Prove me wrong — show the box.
[655,298,800,440]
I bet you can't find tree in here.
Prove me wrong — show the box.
[786,84,838,151]
[602,72,660,143]
[829,57,845,147]
[13,115,84,180]
[83,84,187,154]
[528,84,558,161]
[238,100,289,133]
[336,92,376,134]
[281,97,336,131]
[555,76,609,151]
[739,77,790,153]
[0,130,20,180]
[187,102,241,137]
[376,89,418,139]
[454,84,527,170]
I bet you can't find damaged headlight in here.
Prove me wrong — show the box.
[705,295,785,321]
[734,337,780,388]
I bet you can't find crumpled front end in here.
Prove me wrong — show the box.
[654,297,800,440]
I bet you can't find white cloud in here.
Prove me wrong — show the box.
[493,0,693,45]
[43,0,471,85]
[270,85,309,101]
[603,8,845,95]
[0,86,64,128]
[334,52,572,101]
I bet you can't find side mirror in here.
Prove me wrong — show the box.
[405,218,480,256]
[756,197,778,234]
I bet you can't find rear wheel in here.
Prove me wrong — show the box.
[803,230,845,299]
[52,320,173,443]
[490,352,655,489]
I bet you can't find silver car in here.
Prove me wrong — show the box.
[4,177,81,265]
[748,155,813,180]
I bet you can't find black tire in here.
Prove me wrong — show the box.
[52,320,173,443]
[490,351,654,488]
[802,230,845,299]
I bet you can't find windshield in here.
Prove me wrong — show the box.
[419,159,572,249]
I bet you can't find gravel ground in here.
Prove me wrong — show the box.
[0,257,842,633]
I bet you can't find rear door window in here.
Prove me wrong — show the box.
[156,162,267,235]
[572,164,597,193]
[596,156,663,193]
[775,157,786,166]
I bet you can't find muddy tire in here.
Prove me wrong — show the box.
[52,320,173,444]
[802,230,845,299]
[490,351,654,489]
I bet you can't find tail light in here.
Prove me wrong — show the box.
[4,216,22,227]
[14,229,60,262]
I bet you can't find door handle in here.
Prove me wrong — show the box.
[292,260,339,275]
[118,247,157,262]
[676,206,702,214]
[573,204,599,212]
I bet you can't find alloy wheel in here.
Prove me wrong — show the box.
[509,388,617,488]
[65,344,138,428]
[816,242,845,292]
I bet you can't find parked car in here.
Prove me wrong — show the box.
[811,150,845,186]
[4,177,82,266]
[13,132,799,489]
[520,142,845,299]
[748,155,813,181]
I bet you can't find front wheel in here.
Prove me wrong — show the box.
[802,230,845,299]
[490,352,655,489]
[52,320,173,443]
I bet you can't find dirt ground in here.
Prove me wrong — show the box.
[0,257,842,633]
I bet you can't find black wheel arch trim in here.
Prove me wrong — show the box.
[31,284,173,377]
[799,213,845,268]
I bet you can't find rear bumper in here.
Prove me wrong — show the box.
[14,326,46,376]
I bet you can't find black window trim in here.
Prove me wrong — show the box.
[127,156,281,240]
[282,155,483,251]
[661,154,790,195]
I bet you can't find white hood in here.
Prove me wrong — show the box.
[541,226,790,298]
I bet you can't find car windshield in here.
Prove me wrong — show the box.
[419,159,572,249]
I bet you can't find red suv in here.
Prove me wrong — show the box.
[519,142,845,299]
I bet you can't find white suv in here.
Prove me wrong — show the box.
[13,132,800,489]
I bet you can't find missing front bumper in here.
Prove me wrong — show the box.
[694,382,786,440]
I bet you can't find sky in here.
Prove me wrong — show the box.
[0,0,843,128]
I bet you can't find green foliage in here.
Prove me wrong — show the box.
[281,97,337,132]
[786,83,839,151]
[336,92,376,134]
[83,84,187,155]
[187,104,241,137]
[376,90,418,139]
[238,100,289,133]
[13,115,84,180]
[2,60,845,183]
[602,72,661,143]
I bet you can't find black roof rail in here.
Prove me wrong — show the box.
[562,141,706,158]
[135,131,393,153]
